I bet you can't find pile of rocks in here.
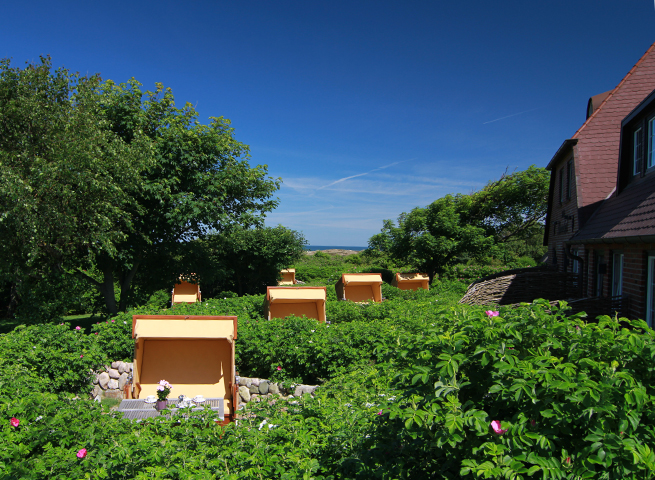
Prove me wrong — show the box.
[237,376,318,407]
[91,361,132,401]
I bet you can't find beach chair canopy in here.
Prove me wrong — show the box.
[278,268,296,285]
[264,286,327,322]
[391,273,430,291]
[335,273,383,303]
[131,315,237,420]
[172,279,201,304]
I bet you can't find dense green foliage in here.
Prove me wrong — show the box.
[368,166,549,280]
[0,57,280,318]
[193,225,307,297]
[3,254,655,478]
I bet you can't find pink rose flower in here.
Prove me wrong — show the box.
[377,411,383,415]
[95,332,98,335]
[485,311,499,318]
[277,366,282,371]
[80,355,84,358]
[10,417,19,427]
[75,326,81,330]
[490,420,507,434]
[77,448,87,459]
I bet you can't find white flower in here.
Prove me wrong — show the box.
[258,419,268,430]
[345,403,352,408]
[365,402,375,408]
[123,321,127,324]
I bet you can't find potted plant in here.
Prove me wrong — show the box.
[155,380,173,411]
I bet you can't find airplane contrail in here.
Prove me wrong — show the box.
[315,160,407,191]
[483,108,539,125]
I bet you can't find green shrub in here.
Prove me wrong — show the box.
[359,301,655,479]
[0,324,105,394]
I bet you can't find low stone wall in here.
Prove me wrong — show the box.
[236,376,318,408]
[91,361,132,401]
[89,364,319,407]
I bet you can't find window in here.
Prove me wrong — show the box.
[648,116,655,170]
[612,252,623,297]
[634,127,643,176]
[559,169,564,203]
[566,160,574,200]
[595,253,605,297]
[572,248,580,274]
[648,256,655,328]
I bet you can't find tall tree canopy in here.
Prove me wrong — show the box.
[0,57,280,315]
[368,166,549,281]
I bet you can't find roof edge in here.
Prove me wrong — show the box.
[565,235,655,245]
[546,139,578,170]
[572,42,655,139]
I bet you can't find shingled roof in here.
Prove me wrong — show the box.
[557,43,655,211]
[569,173,655,243]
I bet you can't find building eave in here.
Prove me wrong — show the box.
[546,139,578,170]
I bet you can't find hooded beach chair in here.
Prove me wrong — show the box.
[264,286,327,322]
[172,278,201,304]
[391,272,430,291]
[335,273,383,303]
[129,315,238,423]
[278,268,297,285]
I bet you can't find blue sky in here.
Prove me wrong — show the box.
[2,1,654,246]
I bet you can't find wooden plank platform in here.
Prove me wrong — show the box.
[118,398,224,421]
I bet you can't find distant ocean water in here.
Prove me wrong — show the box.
[305,245,367,251]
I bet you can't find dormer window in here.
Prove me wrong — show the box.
[634,127,643,176]
[620,88,655,191]
[648,117,655,170]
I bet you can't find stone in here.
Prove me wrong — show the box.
[102,389,123,400]
[98,372,110,389]
[268,383,280,395]
[91,385,101,398]
[251,378,260,387]
[294,385,317,397]
[118,372,129,390]
[118,362,127,374]
[249,385,259,394]
[251,394,261,402]
[239,376,250,387]
[258,380,269,395]
[111,361,120,369]
[239,386,251,403]
[108,368,120,379]
[126,363,134,373]
[107,379,119,390]
[92,374,99,385]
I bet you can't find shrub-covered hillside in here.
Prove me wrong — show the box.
[2,255,655,479]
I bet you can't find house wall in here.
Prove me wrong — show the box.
[547,155,580,273]
[577,242,654,320]
[545,44,655,272]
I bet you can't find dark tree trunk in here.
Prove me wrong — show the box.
[76,265,118,316]
[118,260,141,313]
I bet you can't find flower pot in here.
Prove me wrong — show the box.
[155,400,167,411]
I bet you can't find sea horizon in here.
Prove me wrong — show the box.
[305,245,367,251]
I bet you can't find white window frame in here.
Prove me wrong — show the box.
[648,256,655,328]
[612,253,623,297]
[648,117,655,170]
[634,127,643,176]
[572,248,580,274]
